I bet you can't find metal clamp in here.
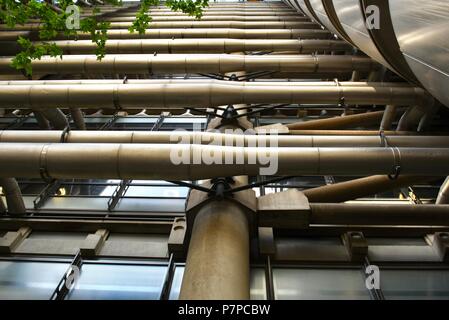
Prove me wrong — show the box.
[388,147,402,180]
[60,126,71,143]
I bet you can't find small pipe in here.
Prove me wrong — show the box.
[286,111,386,130]
[70,108,86,130]
[0,178,26,215]
[39,109,68,130]
[380,105,397,131]
[303,175,438,203]
[397,106,426,131]
[32,109,51,130]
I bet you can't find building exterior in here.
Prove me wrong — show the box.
[0,0,448,300]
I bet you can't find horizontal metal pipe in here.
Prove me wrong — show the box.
[0,21,318,31]
[107,10,300,16]
[0,39,349,56]
[102,15,307,22]
[0,54,374,75]
[0,29,331,41]
[303,175,438,203]
[286,111,395,130]
[0,82,427,109]
[2,130,449,148]
[0,144,449,179]
[287,130,431,136]
[308,203,449,226]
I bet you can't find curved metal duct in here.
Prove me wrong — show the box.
[388,0,449,108]
[436,177,449,204]
[38,109,69,130]
[0,178,26,215]
[0,39,350,56]
[2,130,449,148]
[0,81,429,109]
[0,54,376,76]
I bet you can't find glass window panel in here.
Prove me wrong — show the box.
[0,261,69,300]
[67,263,167,300]
[169,267,267,300]
[273,268,370,300]
[381,269,449,300]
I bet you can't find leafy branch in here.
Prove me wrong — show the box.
[0,0,208,75]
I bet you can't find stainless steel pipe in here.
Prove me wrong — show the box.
[1,143,449,179]
[0,81,427,109]
[0,39,349,56]
[2,130,449,148]
[436,177,449,205]
[0,21,318,30]
[0,54,374,76]
[0,178,26,215]
[0,29,331,41]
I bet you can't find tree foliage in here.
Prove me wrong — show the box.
[0,0,209,75]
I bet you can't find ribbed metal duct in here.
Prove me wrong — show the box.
[284,0,449,108]
[0,81,429,109]
[0,54,375,75]
[1,143,449,179]
[0,39,349,56]
[0,28,331,41]
[2,130,449,148]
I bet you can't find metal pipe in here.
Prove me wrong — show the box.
[397,106,426,131]
[2,130,449,148]
[307,203,449,226]
[0,178,26,215]
[0,29,331,41]
[0,39,348,56]
[288,130,427,136]
[0,54,374,76]
[380,105,397,131]
[436,177,449,205]
[32,109,51,130]
[0,144,449,179]
[69,108,86,130]
[107,10,300,16]
[38,108,68,130]
[102,15,308,22]
[303,175,437,203]
[0,82,428,109]
[286,111,387,130]
[179,199,250,300]
[0,21,318,31]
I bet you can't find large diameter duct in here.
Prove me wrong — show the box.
[0,178,26,215]
[3,131,449,148]
[0,82,429,109]
[0,21,318,31]
[388,0,449,108]
[0,29,331,41]
[303,175,437,203]
[0,54,375,76]
[0,39,349,56]
[1,144,449,179]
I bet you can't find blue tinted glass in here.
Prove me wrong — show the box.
[0,261,69,300]
[67,263,167,300]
